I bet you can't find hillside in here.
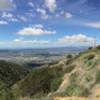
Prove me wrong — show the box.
[53,46,100,100]
[10,46,100,100]
[0,46,100,100]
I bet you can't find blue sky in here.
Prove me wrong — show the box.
[0,0,100,48]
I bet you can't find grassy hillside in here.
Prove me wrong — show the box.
[13,66,64,99]
[53,46,100,99]
[0,46,100,100]
[11,46,100,100]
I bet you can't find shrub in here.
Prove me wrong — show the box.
[84,54,95,61]
[70,72,79,84]
[81,88,90,97]
[96,45,100,50]
[65,83,90,97]
[85,75,93,82]
[65,84,81,96]
[50,77,62,92]
[64,65,75,73]
[66,54,73,59]
[95,70,100,83]
[88,47,93,50]
[66,59,73,65]
[85,60,97,70]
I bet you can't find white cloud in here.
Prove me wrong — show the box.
[85,22,100,29]
[28,2,34,7]
[45,0,57,13]
[14,37,24,42]
[0,39,50,47]
[14,39,50,45]
[58,34,94,44]
[10,18,19,22]
[18,15,27,22]
[60,11,72,19]
[1,12,19,22]
[0,20,8,25]
[64,12,72,19]
[36,8,49,19]
[17,24,56,36]
[33,24,43,28]
[2,12,13,18]
[0,0,15,11]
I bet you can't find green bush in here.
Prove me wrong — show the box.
[88,47,93,50]
[81,88,90,97]
[50,77,62,92]
[70,72,79,84]
[66,59,73,65]
[85,75,93,82]
[64,65,75,73]
[66,54,73,59]
[84,54,95,61]
[65,84,81,96]
[64,83,90,97]
[96,45,100,50]
[85,60,97,70]
[95,70,100,83]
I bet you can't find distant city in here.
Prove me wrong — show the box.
[0,47,87,68]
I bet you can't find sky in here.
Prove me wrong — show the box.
[0,0,100,48]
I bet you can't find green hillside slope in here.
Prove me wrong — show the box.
[12,46,100,100]
[0,46,100,100]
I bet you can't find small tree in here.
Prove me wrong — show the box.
[96,45,100,50]
[88,47,93,50]
[66,54,73,59]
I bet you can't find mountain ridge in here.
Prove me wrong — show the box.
[0,46,100,100]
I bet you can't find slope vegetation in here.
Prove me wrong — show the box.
[0,46,100,100]
[0,60,29,87]
[0,60,29,100]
